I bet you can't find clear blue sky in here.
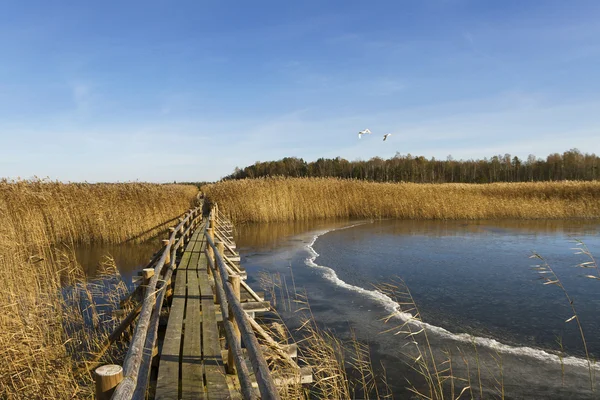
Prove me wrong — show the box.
[1,1,599,182]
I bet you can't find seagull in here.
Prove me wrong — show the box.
[383,133,392,141]
[358,128,372,139]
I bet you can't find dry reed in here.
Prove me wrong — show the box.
[0,179,198,399]
[259,271,391,399]
[202,177,600,223]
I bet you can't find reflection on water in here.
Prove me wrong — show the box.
[236,218,600,248]
[74,236,162,283]
[235,218,354,250]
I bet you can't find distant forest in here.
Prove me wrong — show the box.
[225,148,600,183]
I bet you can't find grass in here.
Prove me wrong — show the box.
[202,177,600,223]
[0,179,198,399]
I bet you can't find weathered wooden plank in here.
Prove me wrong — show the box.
[156,224,204,399]
[199,259,230,399]
[182,252,205,400]
[178,229,202,271]
[190,228,206,253]
[220,344,298,362]
[240,291,264,303]
[225,375,244,400]
[154,272,185,399]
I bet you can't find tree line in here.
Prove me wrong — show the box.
[224,148,600,183]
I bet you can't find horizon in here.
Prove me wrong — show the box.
[2,1,600,182]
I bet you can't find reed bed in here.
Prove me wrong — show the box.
[0,180,198,399]
[202,177,600,223]
[0,179,199,244]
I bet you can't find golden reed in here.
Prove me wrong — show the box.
[202,177,600,223]
[0,180,197,398]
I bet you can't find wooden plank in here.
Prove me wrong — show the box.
[178,229,202,271]
[199,256,230,399]
[155,267,186,399]
[225,376,243,400]
[156,226,204,399]
[181,252,205,399]
[190,226,206,253]
[221,344,297,362]
[241,291,264,303]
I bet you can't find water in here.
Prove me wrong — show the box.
[74,236,162,284]
[235,219,600,399]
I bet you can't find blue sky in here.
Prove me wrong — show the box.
[1,0,599,182]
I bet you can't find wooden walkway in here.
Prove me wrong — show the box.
[155,223,232,399]
[94,204,310,400]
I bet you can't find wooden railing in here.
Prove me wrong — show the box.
[95,204,204,400]
[204,204,281,400]
[94,201,303,400]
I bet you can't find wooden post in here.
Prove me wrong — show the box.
[95,364,123,400]
[142,268,154,297]
[206,228,214,275]
[184,213,191,244]
[227,273,241,374]
[162,239,171,267]
[215,242,225,305]
[210,207,215,231]
[165,277,173,302]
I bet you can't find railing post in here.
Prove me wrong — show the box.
[185,210,192,244]
[142,268,154,297]
[206,228,214,277]
[226,273,241,374]
[163,239,171,269]
[215,241,225,305]
[165,277,173,303]
[95,364,123,400]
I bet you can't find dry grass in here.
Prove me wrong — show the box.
[1,179,199,244]
[0,180,198,399]
[202,177,600,223]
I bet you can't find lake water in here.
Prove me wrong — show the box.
[74,236,162,284]
[235,219,600,399]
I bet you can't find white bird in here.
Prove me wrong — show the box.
[383,133,392,141]
[358,128,372,139]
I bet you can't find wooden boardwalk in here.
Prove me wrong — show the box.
[94,204,309,400]
[155,223,233,399]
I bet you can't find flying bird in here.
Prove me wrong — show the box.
[358,128,372,139]
[383,133,392,141]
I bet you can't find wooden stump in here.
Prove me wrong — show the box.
[95,364,123,400]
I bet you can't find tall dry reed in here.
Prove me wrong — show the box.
[1,179,199,244]
[202,177,600,223]
[0,180,198,399]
